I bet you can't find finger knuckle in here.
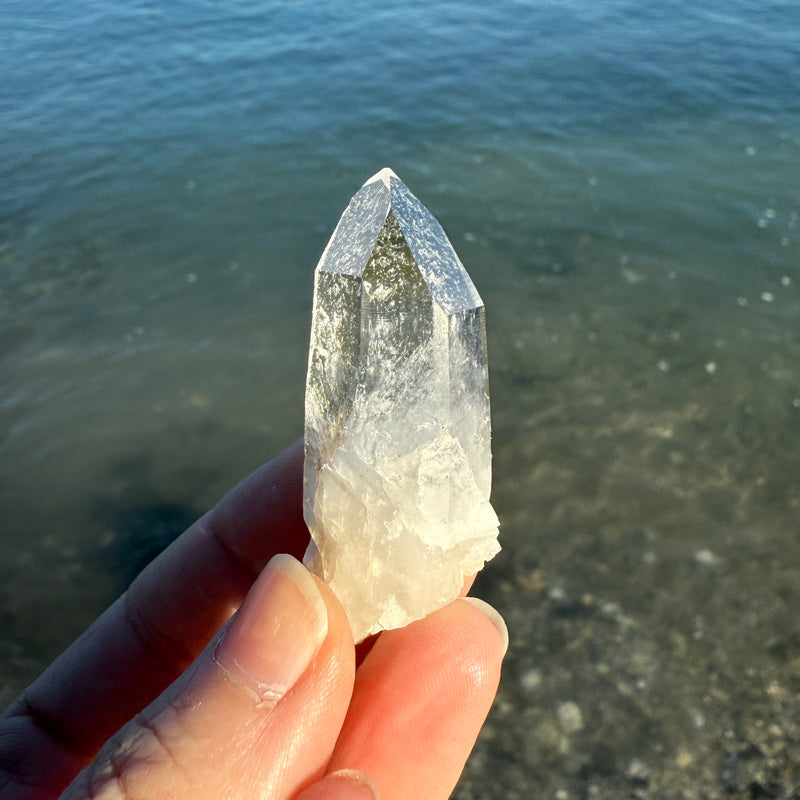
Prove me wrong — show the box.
[85,708,190,800]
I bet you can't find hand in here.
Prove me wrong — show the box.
[0,441,507,800]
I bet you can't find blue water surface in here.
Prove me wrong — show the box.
[2,2,800,796]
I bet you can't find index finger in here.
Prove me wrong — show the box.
[0,440,308,797]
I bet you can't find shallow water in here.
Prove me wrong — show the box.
[2,1,800,796]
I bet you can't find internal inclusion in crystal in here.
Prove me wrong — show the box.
[304,168,500,642]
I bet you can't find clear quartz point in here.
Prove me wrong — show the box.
[303,167,500,642]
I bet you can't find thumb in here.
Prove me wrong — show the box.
[62,554,355,800]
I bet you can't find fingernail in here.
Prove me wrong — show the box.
[326,769,380,799]
[214,554,328,701]
[462,597,509,655]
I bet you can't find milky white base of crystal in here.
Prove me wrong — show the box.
[305,427,500,642]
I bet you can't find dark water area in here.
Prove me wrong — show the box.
[2,1,800,797]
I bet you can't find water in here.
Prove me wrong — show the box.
[2,1,799,796]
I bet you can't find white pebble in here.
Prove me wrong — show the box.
[621,267,643,283]
[626,758,650,782]
[745,145,757,156]
[695,549,719,566]
[520,669,542,692]
[557,701,584,734]
[781,275,791,286]
[186,272,198,283]
[657,360,670,373]
[737,296,748,306]
[761,291,774,302]
[705,361,717,374]
[548,584,566,602]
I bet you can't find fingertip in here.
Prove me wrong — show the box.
[461,596,509,656]
[327,596,505,800]
[295,768,380,800]
[327,769,380,799]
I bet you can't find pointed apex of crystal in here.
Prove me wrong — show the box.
[364,166,399,187]
[317,168,482,315]
[304,171,500,642]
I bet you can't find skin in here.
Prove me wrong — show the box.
[0,441,507,800]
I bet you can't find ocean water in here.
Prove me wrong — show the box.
[2,1,799,796]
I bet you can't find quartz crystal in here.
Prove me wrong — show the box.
[303,168,500,642]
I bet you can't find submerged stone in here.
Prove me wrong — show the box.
[303,167,500,641]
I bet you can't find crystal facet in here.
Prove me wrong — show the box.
[303,168,500,642]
